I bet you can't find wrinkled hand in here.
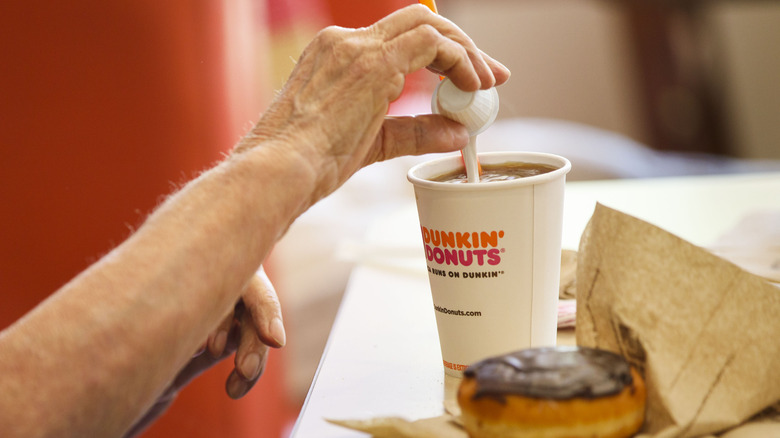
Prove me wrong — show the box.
[124,270,284,438]
[235,4,510,202]
[211,269,286,399]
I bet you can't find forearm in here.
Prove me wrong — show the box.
[0,142,316,437]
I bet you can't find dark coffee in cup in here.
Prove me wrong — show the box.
[430,162,558,183]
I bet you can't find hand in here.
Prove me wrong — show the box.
[211,269,286,399]
[235,4,510,202]
[124,269,284,438]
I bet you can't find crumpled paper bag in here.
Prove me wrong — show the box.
[576,204,780,437]
[327,416,464,438]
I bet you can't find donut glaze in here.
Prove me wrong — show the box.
[463,346,634,402]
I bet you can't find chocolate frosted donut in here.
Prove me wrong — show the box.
[457,346,646,438]
[465,346,634,400]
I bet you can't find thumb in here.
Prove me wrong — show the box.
[368,114,468,165]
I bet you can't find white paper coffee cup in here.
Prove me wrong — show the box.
[407,151,571,377]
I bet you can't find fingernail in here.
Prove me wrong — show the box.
[269,317,286,347]
[211,331,227,357]
[226,371,248,399]
[241,353,261,379]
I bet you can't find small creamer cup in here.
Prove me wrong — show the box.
[407,151,571,377]
[431,77,499,136]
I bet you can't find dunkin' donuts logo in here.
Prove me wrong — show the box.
[421,226,505,267]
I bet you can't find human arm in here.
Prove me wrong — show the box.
[0,5,509,437]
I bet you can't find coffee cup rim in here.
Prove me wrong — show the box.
[407,151,571,191]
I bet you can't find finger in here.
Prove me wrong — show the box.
[226,310,269,399]
[478,49,511,86]
[236,303,270,380]
[207,308,234,358]
[242,269,286,348]
[367,114,468,164]
[225,368,259,401]
[372,5,496,90]
[425,41,501,90]
[382,24,482,92]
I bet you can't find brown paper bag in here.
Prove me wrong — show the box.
[327,416,465,438]
[576,204,780,437]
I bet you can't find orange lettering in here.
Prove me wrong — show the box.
[455,232,471,248]
[421,226,430,244]
[441,231,455,248]
[480,231,498,248]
